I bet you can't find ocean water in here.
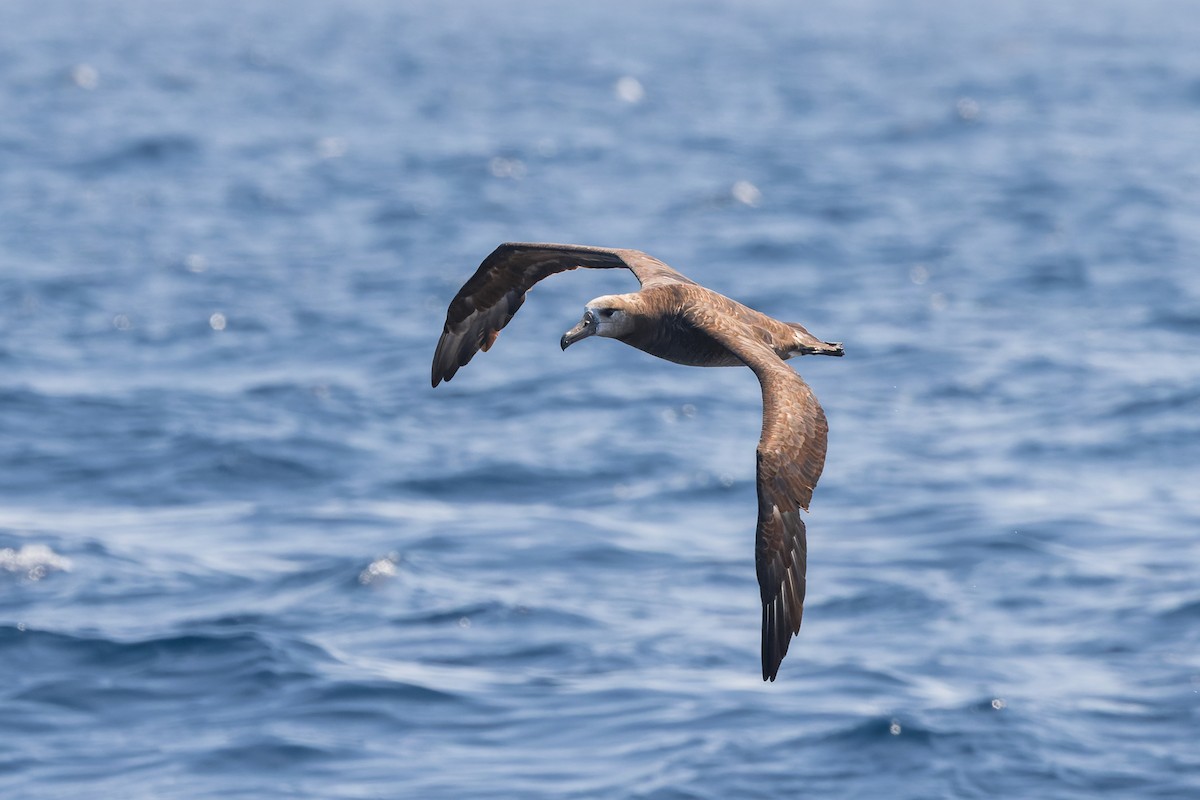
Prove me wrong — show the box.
[2,0,1199,797]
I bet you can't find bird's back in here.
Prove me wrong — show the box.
[617,284,819,367]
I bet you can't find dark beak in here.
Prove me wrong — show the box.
[560,317,596,350]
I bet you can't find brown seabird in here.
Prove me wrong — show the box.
[431,243,843,681]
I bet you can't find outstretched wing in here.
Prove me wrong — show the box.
[432,242,692,386]
[682,305,829,681]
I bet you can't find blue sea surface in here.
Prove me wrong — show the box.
[2,0,1199,797]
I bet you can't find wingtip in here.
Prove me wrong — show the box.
[762,602,786,682]
[762,650,782,681]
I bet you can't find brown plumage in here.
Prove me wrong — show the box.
[431,242,843,681]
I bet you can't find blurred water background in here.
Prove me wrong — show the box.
[2,0,1199,797]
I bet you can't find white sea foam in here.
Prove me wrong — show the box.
[0,544,72,581]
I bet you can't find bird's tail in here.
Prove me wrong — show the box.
[786,322,844,357]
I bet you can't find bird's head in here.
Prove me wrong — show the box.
[561,295,637,350]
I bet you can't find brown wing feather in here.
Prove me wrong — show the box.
[682,305,829,681]
[431,243,692,386]
[754,372,826,681]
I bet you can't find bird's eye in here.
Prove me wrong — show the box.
[600,309,615,318]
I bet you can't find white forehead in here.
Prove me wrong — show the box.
[585,294,622,309]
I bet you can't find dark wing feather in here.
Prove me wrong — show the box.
[682,305,829,681]
[431,242,692,386]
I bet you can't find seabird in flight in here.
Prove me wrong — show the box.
[431,243,843,681]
